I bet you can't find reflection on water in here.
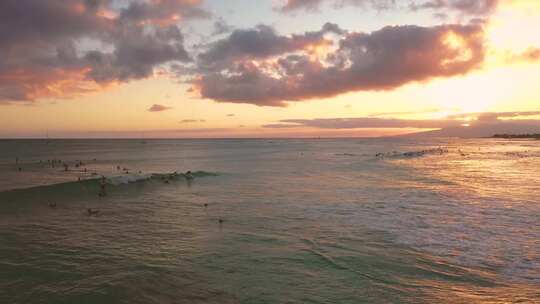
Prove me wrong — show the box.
[0,138,539,303]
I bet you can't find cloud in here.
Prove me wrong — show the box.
[446,111,540,121]
[368,108,444,117]
[504,48,540,63]
[0,0,208,103]
[280,0,325,12]
[279,0,499,15]
[409,0,499,16]
[196,23,343,71]
[279,0,398,12]
[193,23,485,106]
[118,0,210,25]
[148,104,173,112]
[180,119,206,123]
[263,111,540,137]
[264,117,459,129]
[212,18,234,36]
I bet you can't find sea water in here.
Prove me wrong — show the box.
[0,138,539,303]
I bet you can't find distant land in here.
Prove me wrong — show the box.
[492,134,540,139]
[407,122,540,138]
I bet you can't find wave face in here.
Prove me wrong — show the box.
[0,171,219,204]
[0,138,539,303]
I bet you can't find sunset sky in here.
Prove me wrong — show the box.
[1,0,540,138]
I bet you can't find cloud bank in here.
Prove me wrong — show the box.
[263,111,540,137]
[193,22,485,106]
[0,0,208,103]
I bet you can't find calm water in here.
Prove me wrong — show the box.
[0,138,539,303]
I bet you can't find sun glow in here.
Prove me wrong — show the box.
[486,1,540,63]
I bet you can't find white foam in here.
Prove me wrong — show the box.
[106,173,153,186]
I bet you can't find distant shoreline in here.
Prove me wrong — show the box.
[492,134,540,139]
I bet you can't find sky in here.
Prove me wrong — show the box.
[1,0,540,138]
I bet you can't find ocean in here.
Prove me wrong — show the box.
[0,138,539,303]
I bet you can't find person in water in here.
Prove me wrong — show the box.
[185,171,194,180]
[99,176,107,197]
[87,208,99,216]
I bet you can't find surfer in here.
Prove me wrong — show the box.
[99,176,107,197]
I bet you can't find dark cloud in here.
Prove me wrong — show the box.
[197,23,343,71]
[84,25,191,82]
[0,0,207,103]
[148,104,173,112]
[280,0,325,12]
[212,18,234,36]
[118,0,210,25]
[194,23,485,106]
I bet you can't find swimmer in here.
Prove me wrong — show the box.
[48,202,57,208]
[185,171,194,180]
[204,203,208,208]
[218,218,224,224]
[87,208,99,216]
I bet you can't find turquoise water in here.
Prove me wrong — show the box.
[0,138,539,303]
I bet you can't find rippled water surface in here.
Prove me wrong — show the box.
[0,138,539,303]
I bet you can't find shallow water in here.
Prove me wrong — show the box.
[0,138,539,303]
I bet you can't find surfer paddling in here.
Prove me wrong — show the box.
[87,209,99,216]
